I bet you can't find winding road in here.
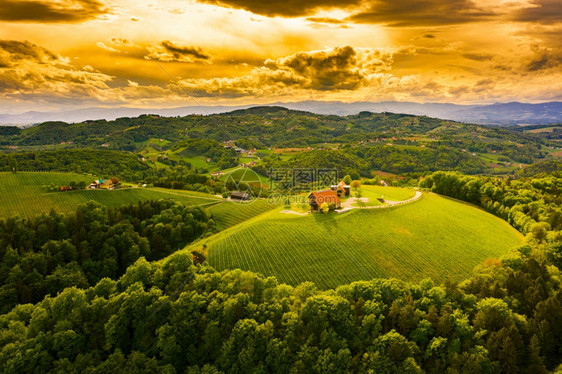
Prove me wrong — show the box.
[337,190,423,213]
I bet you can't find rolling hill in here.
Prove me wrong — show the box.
[0,172,221,218]
[185,191,523,288]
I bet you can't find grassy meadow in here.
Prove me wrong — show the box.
[187,192,523,288]
[0,172,221,218]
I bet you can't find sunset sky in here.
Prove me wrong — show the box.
[0,0,561,114]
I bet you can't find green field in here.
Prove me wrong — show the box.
[186,193,523,288]
[352,185,415,206]
[0,172,221,218]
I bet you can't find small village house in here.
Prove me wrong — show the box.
[308,190,341,212]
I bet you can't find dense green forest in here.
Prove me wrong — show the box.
[0,173,561,373]
[0,200,214,313]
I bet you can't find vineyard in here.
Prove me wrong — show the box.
[206,199,279,230]
[0,172,221,218]
[188,193,523,288]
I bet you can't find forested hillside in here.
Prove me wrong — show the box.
[0,200,214,313]
[0,108,553,170]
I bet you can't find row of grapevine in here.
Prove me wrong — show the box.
[204,193,523,288]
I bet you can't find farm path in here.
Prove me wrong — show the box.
[279,190,423,215]
[337,190,422,213]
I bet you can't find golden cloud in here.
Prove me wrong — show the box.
[347,0,497,26]
[196,0,498,26]
[512,0,562,24]
[0,40,112,96]
[173,46,398,96]
[145,41,212,63]
[196,0,361,17]
[0,0,107,23]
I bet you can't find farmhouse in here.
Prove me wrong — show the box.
[59,186,72,192]
[308,190,341,212]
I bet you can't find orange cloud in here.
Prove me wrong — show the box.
[0,0,107,23]
[145,41,212,63]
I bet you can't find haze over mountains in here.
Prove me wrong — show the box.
[1,101,561,127]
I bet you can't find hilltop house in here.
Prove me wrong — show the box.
[308,190,341,212]
[330,181,350,197]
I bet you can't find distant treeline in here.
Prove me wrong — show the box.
[256,147,489,180]
[0,109,550,159]
[0,149,151,181]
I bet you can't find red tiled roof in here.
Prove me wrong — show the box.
[309,190,341,205]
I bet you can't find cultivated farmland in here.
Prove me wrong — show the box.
[0,172,221,218]
[187,193,523,288]
[206,199,279,231]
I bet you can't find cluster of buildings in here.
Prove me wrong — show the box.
[89,179,115,189]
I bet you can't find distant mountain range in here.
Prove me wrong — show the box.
[1,101,561,127]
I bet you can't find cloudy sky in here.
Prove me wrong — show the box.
[0,0,561,113]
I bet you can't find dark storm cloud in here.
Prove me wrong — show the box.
[0,0,106,23]
[196,0,362,17]
[197,0,495,26]
[347,0,496,26]
[146,41,212,63]
[512,0,562,24]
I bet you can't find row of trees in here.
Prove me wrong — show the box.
[0,173,560,372]
[0,149,152,181]
[420,171,562,236]
[0,200,214,313]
